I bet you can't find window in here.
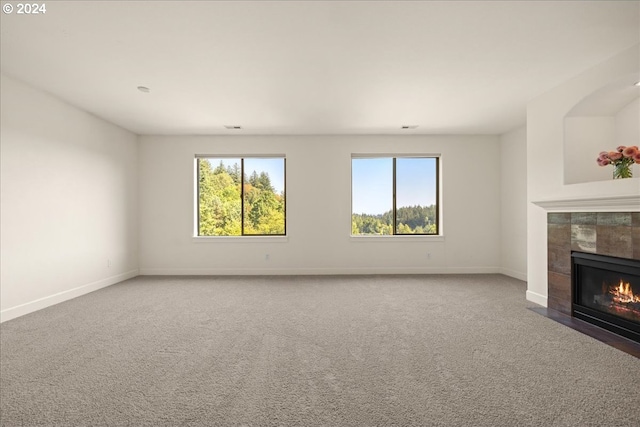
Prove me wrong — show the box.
[196,156,286,236]
[351,156,439,235]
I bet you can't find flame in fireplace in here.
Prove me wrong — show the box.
[609,279,640,304]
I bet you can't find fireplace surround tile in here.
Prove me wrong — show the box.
[570,224,596,253]
[571,212,597,225]
[633,227,640,260]
[595,225,633,259]
[547,211,640,317]
[548,213,571,224]
[596,212,632,226]
[548,271,571,314]
[548,224,571,247]
[548,244,571,275]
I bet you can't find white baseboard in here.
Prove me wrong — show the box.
[499,268,527,282]
[138,266,502,275]
[526,290,548,307]
[0,269,139,323]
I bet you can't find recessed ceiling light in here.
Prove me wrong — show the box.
[224,125,242,130]
[635,81,640,86]
[137,86,150,93]
[401,125,418,129]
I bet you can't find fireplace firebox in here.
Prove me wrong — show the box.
[572,252,640,343]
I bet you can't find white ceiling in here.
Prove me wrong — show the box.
[1,1,639,135]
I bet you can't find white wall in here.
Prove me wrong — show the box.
[499,127,527,281]
[616,97,640,147]
[138,135,501,275]
[526,44,640,307]
[563,116,621,184]
[0,74,139,322]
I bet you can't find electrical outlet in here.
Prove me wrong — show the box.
[265,254,270,261]
[426,252,431,259]
[107,259,112,268]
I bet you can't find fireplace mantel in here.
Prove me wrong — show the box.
[533,194,640,212]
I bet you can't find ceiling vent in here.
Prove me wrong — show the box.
[401,125,418,129]
[224,125,242,130]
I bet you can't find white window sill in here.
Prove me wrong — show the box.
[192,236,289,243]
[349,235,445,242]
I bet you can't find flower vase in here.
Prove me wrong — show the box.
[613,162,633,179]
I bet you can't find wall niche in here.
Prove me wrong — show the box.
[563,74,640,185]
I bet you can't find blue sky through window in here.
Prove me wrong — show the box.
[352,157,436,215]
[352,158,392,215]
[396,157,437,209]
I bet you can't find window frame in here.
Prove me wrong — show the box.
[351,155,440,236]
[195,155,287,237]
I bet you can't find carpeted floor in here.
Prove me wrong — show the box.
[1,274,639,426]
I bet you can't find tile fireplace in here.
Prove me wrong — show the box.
[547,212,640,343]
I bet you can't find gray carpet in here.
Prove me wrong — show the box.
[1,274,639,426]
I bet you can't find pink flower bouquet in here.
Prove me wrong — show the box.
[597,145,638,179]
